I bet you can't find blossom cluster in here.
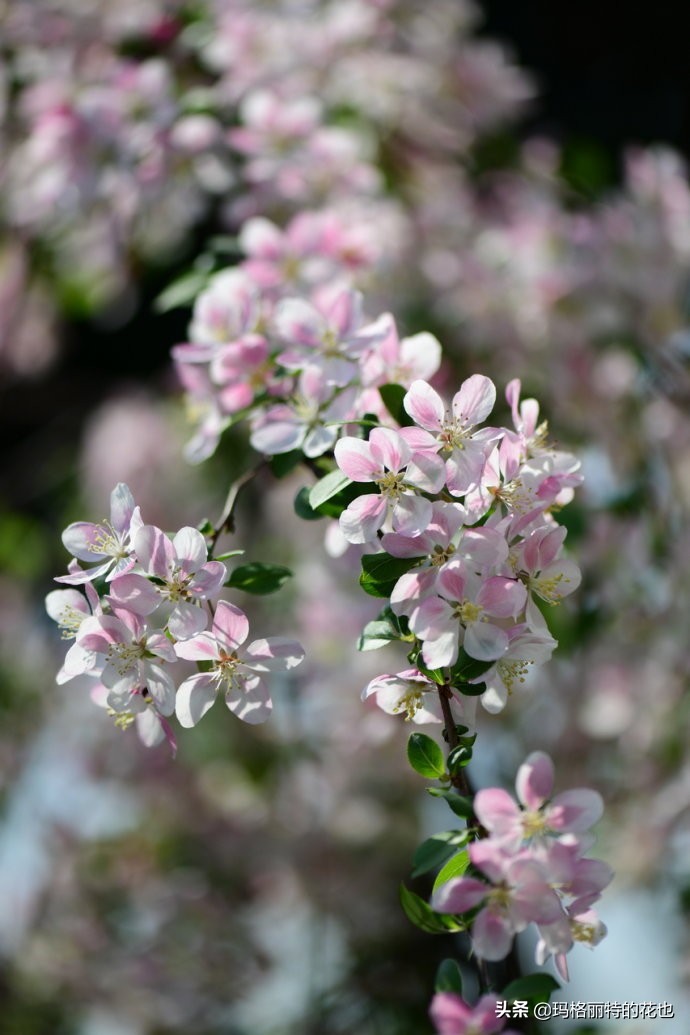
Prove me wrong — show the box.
[46,483,304,750]
[174,261,441,463]
[351,376,582,716]
[431,752,610,979]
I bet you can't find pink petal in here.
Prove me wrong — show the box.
[429,993,473,1035]
[452,375,496,427]
[369,427,410,473]
[471,907,514,961]
[477,577,527,619]
[474,788,521,832]
[213,600,250,649]
[403,379,444,432]
[339,493,387,544]
[169,601,208,640]
[174,631,220,662]
[243,637,305,670]
[176,672,218,727]
[516,751,554,810]
[77,615,126,653]
[392,494,432,536]
[274,297,326,348]
[172,526,208,573]
[134,524,175,578]
[108,573,160,615]
[110,483,136,535]
[431,876,488,914]
[225,673,272,724]
[464,621,508,662]
[334,437,380,481]
[62,522,109,562]
[547,789,604,833]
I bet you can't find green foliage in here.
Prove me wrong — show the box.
[446,745,473,773]
[155,269,210,312]
[411,831,469,878]
[269,450,303,479]
[501,973,560,1007]
[225,562,292,594]
[294,486,325,521]
[308,469,352,509]
[407,732,446,779]
[378,383,413,427]
[426,787,474,819]
[435,959,464,995]
[213,549,245,561]
[432,851,470,893]
[358,606,410,651]
[359,552,422,598]
[450,648,494,688]
[399,884,466,935]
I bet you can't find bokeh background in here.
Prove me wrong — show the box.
[2,1,690,1032]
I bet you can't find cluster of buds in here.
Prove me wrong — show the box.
[46,484,304,750]
[432,752,611,978]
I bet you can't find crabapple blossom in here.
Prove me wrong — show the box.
[250,367,356,458]
[108,523,226,639]
[409,560,527,668]
[363,668,477,726]
[335,426,445,543]
[45,582,102,684]
[471,625,557,714]
[56,482,142,585]
[403,376,500,495]
[474,752,604,851]
[432,840,563,961]
[174,600,304,726]
[430,992,519,1035]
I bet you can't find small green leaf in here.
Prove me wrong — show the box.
[502,974,560,1006]
[359,552,422,598]
[197,518,214,536]
[447,745,473,774]
[226,563,292,594]
[407,732,446,779]
[426,787,474,819]
[450,649,495,685]
[379,383,413,426]
[214,549,245,561]
[399,885,466,935]
[155,270,210,312]
[358,606,408,651]
[411,831,468,878]
[309,469,352,510]
[432,850,470,893]
[270,451,303,478]
[294,487,323,521]
[435,959,464,995]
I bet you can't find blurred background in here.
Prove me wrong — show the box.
[2,1,690,1032]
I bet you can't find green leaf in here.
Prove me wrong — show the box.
[432,850,470,894]
[399,885,466,935]
[309,469,352,510]
[155,270,210,312]
[426,787,474,819]
[379,383,413,427]
[294,487,324,521]
[435,959,464,995]
[270,451,303,478]
[411,831,469,878]
[502,974,560,1006]
[359,552,422,598]
[450,649,495,686]
[407,732,446,779]
[225,563,292,595]
[447,745,473,774]
[358,606,409,651]
[197,518,214,536]
[214,549,245,561]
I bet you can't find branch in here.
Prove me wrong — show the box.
[209,459,270,556]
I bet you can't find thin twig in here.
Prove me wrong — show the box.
[209,459,269,556]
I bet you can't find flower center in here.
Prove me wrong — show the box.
[430,543,455,567]
[57,603,85,639]
[454,599,484,625]
[106,639,146,675]
[376,470,406,499]
[89,520,128,559]
[496,658,532,694]
[531,571,570,604]
[392,687,425,720]
[521,809,548,838]
[439,417,467,453]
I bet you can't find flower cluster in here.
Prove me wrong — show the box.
[174,263,441,463]
[431,752,611,979]
[46,483,304,750]
[348,376,581,716]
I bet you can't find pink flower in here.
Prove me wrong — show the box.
[409,560,527,668]
[474,752,604,850]
[430,992,517,1035]
[174,600,304,726]
[250,367,355,458]
[335,426,444,543]
[472,625,557,714]
[432,840,563,961]
[404,377,500,495]
[56,482,142,585]
[109,524,226,639]
[362,667,475,725]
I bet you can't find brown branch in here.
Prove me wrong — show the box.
[209,459,270,556]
